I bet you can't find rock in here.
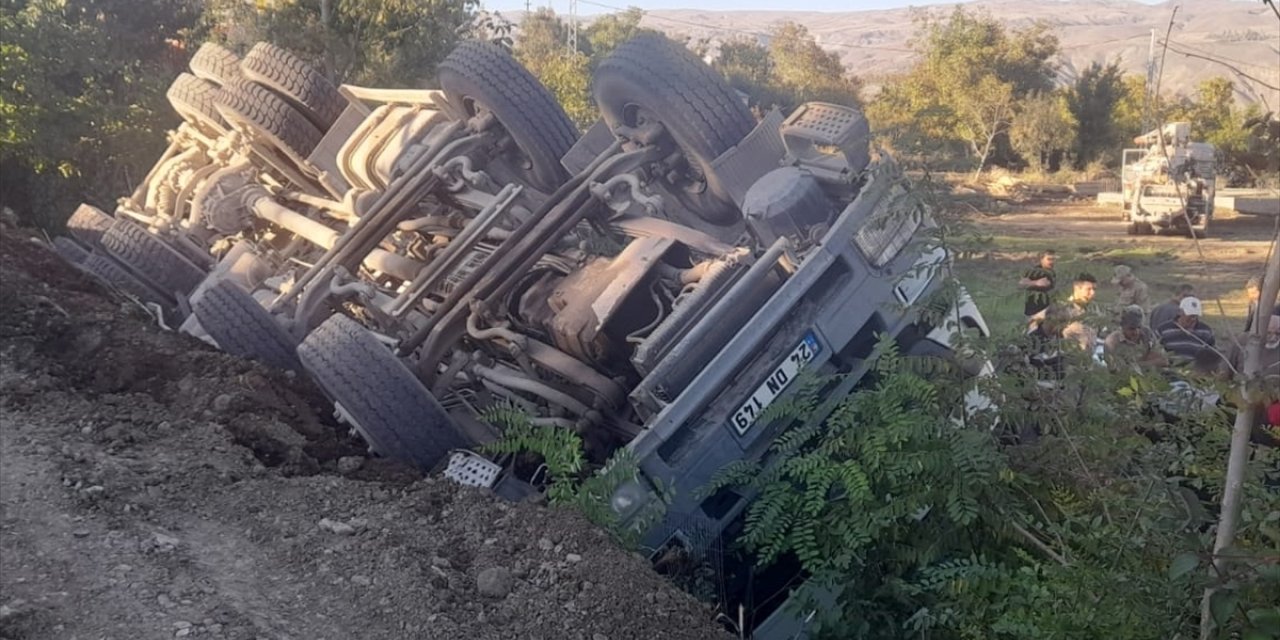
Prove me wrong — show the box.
[475,567,513,598]
[174,621,192,629]
[537,538,553,551]
[337,456,363,475]
[430,556,452,569]
[318,518,356,536]
[351,575,372,587]
[153,533,180,550]
[211,394,233,413]
[593,634,609,640]
[565,553,582,563]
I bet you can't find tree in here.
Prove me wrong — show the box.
[0,0,199,228]
[1010,91,1078,172]
[512,9,592,129]
[583,7,655,63]
[203,0,476,87]
[867,7,1059,175]
[1067,60,1130,167]
[712,24,860,114]
[767,22,861,109]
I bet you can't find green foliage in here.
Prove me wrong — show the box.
[713,23,860,114]
[1010,91,1078,172]
[1167,77,1273,185]
[1066,60,1143,167]
[717,278,1279,636]
[582,7,655,64]
[0,0,198,228]
[481,404,669,547]
[203,0,476,87]
[868,6,1058,174]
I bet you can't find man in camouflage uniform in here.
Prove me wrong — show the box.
[1111,265,1150,314]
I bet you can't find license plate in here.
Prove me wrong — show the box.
[729,333,821,435]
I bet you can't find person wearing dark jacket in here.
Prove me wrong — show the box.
[1157,296,1216,363]
[1244,275,1280,334]
[1019,250,1056,319]
[1150,283,1194,332]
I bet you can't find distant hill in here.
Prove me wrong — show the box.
[604,0,1279,106]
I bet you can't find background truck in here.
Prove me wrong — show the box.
[54,36,991,638]
[1121,121,1217,237]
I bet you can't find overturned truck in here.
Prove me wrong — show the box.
[58,36,991,637]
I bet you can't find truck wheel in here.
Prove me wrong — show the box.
[81,251,172,309]
[52,236,89,265]
[100,219,207,297]
[593,34,756,225]
[240,42,345,131]
[168,73,227,134]
[298,314,472,470]
[439,41,578,194]
[66,203,114,248]
[193,279,300,371]
[189,42,241,86]
[215,77,323,163]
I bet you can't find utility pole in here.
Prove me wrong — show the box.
[567,0,578,53]
[1142,28,1157,132]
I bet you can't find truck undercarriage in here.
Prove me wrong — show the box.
[56,36,991,638]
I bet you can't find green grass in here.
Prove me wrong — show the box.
[954,235,1249,335]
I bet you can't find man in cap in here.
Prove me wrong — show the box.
[1150,283,1195,332]
[1157,296,1216,363]
[1104,305,1167,370]
[1111,265,1150,313]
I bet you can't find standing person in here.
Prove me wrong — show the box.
[1019,250,1056,320]
[1244,275,1280,333]
[1111,265,1150,312]
[1104,305,1168,370]
[1157,296,1216,363]
[1062,273,1099,353]
[1150,283,1195,332]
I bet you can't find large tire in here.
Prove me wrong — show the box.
[52,236,89,265]
[167,73,227,133]
[438,41,578,194]
[214,77,323,162]
[100,219,206,297]
[194,279,300,371]
[66,203,113,248]
[189,42,241,86]
[81,251,171,308]
[240,42,345,131]
[298,314,472,470]
[593,35,756,225]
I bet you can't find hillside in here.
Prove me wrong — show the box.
[622,0,1279,105]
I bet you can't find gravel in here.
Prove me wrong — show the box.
[0,230,731,640]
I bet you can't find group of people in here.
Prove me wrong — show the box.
[1017,249,1280,430]
[1017,249,1253,368]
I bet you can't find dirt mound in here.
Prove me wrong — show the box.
[0,231,729,639]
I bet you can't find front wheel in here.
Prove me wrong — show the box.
[593,35,756,225]
[438,41,578,194]
[193,279,300,371]
[297,315,472,470]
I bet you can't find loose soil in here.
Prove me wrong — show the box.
[0,230,730,640]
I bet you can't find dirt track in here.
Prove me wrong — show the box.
[0,230,729,640]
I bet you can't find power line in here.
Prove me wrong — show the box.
[1159,39,1280,92]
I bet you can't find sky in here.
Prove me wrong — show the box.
[479,0,1168,16]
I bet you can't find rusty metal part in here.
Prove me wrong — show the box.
[465,313,625,408]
